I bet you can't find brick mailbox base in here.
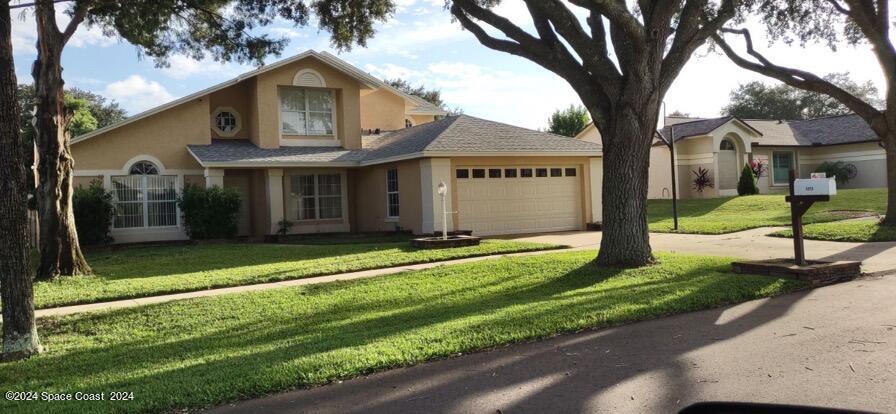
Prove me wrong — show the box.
[411,235,481,249]
[731,259,862,287]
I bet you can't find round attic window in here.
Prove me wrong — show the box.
[211,107,241,137]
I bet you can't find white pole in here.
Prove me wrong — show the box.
[441,189,448,240]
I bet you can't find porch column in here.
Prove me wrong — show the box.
[589,157,603,224]
[420,158,453,234]
[266,169,284,235]
[204,168,224,188]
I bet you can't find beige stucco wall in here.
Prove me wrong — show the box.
[669,136,717,199]
[253,57,363,149]
[354,159,423,233]
[208,80,252,139]
[448,156,596,229]
[72,98,209,171]
[798,142,886,189]
[410,114,436,126]
[360,89,406,132]
[73,175,101,189]
[648,145,673,199]
[576,124,601,144]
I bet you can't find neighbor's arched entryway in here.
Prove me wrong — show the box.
[718,138,739,191]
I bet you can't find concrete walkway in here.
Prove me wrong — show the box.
[36,229,896,318]
[206,273,896,414]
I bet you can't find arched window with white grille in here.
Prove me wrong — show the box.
[112,161,178,228]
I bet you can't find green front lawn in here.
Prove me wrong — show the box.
[1,251,803,414]
[770,218,896,242]
[33,240,558,309]
[648,188,886,234]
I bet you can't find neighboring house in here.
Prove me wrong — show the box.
[576,114,884,199]
[71,50,603,243]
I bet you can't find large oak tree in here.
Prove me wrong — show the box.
[713,0,896,226]
[18,0,394,279]
[449,0,743,266]
[1,0,41,361]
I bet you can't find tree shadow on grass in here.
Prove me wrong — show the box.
[2,254,804,414]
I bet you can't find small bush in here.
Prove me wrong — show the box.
[737,164,759,195]
[73,179,115,245]
[692,167,714,194]
[749,159,767,178]
[177,184,242,240]
[815,161,856,185]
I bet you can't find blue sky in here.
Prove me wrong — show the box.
[10,1,886,130]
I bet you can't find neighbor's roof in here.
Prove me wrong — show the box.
[663,113,878,147]
[72,50,445,144]
[187,115,602,167]
[657,116,763,144]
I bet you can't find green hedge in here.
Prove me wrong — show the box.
[737,163,759,195]
[73,179,115,245]
[177,184,242,239]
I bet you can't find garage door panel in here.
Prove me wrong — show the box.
[457,166,583,236]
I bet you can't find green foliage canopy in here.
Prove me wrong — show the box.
[547,105,590,137]
[722,73,883,120]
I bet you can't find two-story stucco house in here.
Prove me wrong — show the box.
[71,50,603,243]
[576,114,885,199]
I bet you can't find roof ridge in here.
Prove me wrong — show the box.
[663,115,730,128]
[420,115,463,151]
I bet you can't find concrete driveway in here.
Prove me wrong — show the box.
[206,274,896,414]
[513,228,896,275]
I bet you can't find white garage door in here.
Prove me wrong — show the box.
[456,166,583,236]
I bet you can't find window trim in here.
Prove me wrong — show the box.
[210,106,242,137]
[385,168,400,219]
[771,150,796,186]
[278,86,336,137]
[290,172,345,221]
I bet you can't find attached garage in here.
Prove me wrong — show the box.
[455,166,583,236]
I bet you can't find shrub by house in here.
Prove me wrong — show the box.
[177,184,241,240]
[73,179,115,245]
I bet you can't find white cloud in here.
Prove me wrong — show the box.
[104,75,175,113]
[269,27,307,40]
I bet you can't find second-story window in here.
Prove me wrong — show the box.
[280,87,334,136]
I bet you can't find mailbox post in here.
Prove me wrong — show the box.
[785,170,836,266]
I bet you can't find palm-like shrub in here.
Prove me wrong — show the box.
[692,167,714,194]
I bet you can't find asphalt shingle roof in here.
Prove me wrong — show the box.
[658,114,878,146]
[188,115,602,166]
[188,139,367,165]
[659,116,733,143]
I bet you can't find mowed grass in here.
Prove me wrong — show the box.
[1,251,803,414]
[33,240,558,309]
[648,188,886,234]
[771,218,896,242]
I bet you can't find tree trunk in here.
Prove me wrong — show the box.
[595,103,657,267]
[32,2,90,280]
[0,0,42,361]
[882,130,896,226]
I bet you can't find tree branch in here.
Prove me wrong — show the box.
[714,28,882,126]
[659,0,736,95]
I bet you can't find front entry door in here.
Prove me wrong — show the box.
[223,174,251,236]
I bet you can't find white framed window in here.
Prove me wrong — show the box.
[280,87,334,136]
[211,107,241,137]
[290,173,343,220]
[111,161,177,229]
[386,168,399,218]
[771,151,795,186]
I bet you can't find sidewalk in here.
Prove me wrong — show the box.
[36,228,896,318]
[514,228,896,275]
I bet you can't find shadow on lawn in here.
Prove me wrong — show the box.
[3,256,804,414]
